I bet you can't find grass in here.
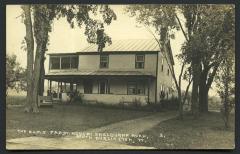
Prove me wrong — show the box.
[126,111,235,149]
[6,95,26,106]
[6,95,235,149]
[6,96,152,140]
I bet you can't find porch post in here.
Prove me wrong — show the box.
[57,82,59,97]
[50,80,52,92]
[60,82,62,92]
[148,78,150,103]
[70,83,73,91]
[107,78,110,94]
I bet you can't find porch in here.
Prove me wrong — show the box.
[44,70,156,105]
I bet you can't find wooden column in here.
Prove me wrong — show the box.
[60,82,62,92]
[50,80,52,92]
[147,78,150,104]
[70,83,73,91]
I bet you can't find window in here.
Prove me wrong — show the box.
[99,80,109,94]
[128,82,137,95]
[127,81,145,95]
[135,54,145,69]
[100,55,109,68]
[50,57,60,69]
[61,57,71,69]
[137,84,145,95]
[71,56,78,68]
[50,56,78,70]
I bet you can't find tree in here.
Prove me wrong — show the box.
[181,5,235,113]
[22,5,34,112]
[125,5,193,119]
[6,54,26,96]
[215,48,235,129]
[21,5,117,113]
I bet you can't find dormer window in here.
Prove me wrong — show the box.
[135,54,145,69]
[100,55,109,68]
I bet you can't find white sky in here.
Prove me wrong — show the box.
[6,5,218,96]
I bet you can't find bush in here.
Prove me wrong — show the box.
[161,97,179,110]
[130,98,142,108]
[72,93,84,104]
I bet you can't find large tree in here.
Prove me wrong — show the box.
[22,5,116,113]
[181,5,235,113]
[125,5,193,119]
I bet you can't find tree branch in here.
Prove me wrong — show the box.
[175,14,189,41]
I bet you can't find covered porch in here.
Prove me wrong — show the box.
[44,70,156,105]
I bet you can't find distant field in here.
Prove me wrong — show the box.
[6,95,26,106]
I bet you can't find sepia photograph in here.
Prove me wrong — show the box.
[6,4,235,150]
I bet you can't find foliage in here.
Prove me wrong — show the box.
[6,54,27,95]
[72,92,84,104]
[125,4,192,119]
[125,5,179,40]
[215,48,235,129]
[21,4,117,113]
[131,98,142,108]
[181,4,235,113]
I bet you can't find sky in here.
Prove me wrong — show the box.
[6,5,218,96]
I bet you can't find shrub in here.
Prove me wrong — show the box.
[161,97,179,110]
[72,93,84,104]
[130,98,142,108]
[118,97,125,108]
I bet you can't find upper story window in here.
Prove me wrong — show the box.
[50,57,60,69]
[50,56,78,70]
[70,57,78,69]
[61,57,71,69]
[100,55,109,68]
[135,54,145,69]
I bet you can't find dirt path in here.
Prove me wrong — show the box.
[7,111,177,150]
[85,111,177,134]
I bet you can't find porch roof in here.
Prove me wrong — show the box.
[45,70,155,80]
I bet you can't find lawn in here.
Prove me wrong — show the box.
[6,96,152,140]
[6,96,235,149]
[126,111,235,149]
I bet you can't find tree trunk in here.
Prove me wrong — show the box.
[22,5,34,113]
[32,42,46,112]
[199,70,209,113]
[31,7,49,113]
[191,62,200,118]
[199,86,209,113]
[38,49,46,96]
[178,89,183,120]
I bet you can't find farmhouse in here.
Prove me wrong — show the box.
[45,39,175,105]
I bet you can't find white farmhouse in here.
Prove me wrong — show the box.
[45,39,175,105]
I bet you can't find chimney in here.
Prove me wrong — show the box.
[97,24,104,52]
